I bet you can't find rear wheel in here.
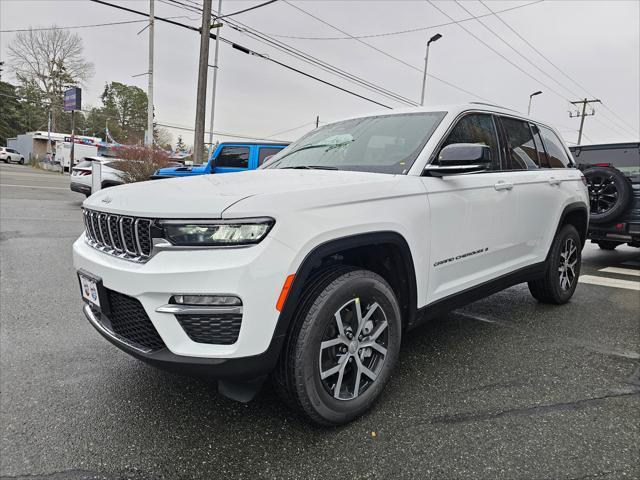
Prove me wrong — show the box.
[597,240,619,250]
[274,268,401,425]
[528,225,581,304]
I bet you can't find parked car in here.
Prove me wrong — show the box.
[70,157,128,197]
[152,142,289,178]
[0,147,25,164]
[74,104,589,425]
[570,142,640,249]
[71,157,184,196]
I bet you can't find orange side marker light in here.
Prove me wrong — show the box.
[276,274,295,311]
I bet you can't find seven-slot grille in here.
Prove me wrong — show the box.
[83,209,153,261]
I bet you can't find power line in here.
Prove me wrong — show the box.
[263,1,543,40]
[0,15,199,33]
[280,0,495,103]
[89,0,393,109]
[156,121,290,142]
[427,1,574,103]
[215,0,279,20]
[163,0,417,106]
[479,0,638,137]
[265,120,317,138]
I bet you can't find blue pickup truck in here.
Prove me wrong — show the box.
[153,142,289,178]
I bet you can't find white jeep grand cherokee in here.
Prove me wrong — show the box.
[73,104,589,425]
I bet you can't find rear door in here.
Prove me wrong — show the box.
[212,145,251,174]
[422,112,522,302]
[497,116,565,264]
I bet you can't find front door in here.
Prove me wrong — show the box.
[421,112,521,303]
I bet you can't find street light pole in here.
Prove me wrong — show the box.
[527,90,542,115]
[146,0,154,146]
[420,33,442,106]
[207,0,223,158]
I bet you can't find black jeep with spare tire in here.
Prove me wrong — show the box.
[570,142,640,250]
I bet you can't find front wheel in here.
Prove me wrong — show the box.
[274,268,402,425]
[528,224,581,304]
[19,157,25,165]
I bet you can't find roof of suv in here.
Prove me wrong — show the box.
[329,103,552,130]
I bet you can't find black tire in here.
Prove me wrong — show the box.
[528,224,581,304]
[273,267,402,425]
[597,240,619,250]
[19,157,25,165]
[584,167,632,224]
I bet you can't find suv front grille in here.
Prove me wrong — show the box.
[176,313,242,345]
[105,289,166,352]
[83,209,153,261]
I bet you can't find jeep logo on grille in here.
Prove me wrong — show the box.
[101,196,112,204]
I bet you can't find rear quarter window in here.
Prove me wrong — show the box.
[539,126,572,168]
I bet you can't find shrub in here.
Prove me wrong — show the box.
[111,145,173,183]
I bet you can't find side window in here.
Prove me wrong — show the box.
[530,124,550,168]
[258,147,283,166]
[215,146,250,168]
[440,113,500,170]
[539,126,572,168]
[500,117,539,170]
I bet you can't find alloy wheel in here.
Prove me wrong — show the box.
[558,238,578,291]
[587,173,619,214]
[318,297,388,401]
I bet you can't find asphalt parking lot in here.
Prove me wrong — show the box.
[1,162,638,480]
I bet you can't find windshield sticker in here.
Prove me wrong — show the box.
[434,247,488,267]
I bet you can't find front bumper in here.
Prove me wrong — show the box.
[83,304,283,379]
[73,234,296,365]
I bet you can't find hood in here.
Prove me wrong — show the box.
[83,169,399,218]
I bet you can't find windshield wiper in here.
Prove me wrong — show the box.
[270,140,353,166]
[281,165,339,170]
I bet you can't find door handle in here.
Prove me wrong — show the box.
[494,181,513,191]
[548,177,562,186]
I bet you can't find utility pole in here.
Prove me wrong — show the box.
[316,115,320,128]
[146,0,155,146]
[569,98,601,145]
[194,0,213,163]
[207,0,223,158]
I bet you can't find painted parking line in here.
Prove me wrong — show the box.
[0,184,67,190]
[599,267,640,277]
[622,260,640,267]
[579,275,640,291]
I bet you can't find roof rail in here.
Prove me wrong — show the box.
[468,102,518,113]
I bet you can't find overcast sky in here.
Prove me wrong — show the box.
[1,0,639,147]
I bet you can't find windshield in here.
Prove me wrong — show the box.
[262,112,446,174]
[571,145,640,175]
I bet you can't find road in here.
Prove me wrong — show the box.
[1,162,638,480]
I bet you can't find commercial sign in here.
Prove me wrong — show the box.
[63,87,82,112]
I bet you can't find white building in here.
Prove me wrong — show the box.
[7,131,102,164]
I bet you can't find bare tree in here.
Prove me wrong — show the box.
[7,27,94,131]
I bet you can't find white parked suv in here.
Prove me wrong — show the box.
[0,147,25,164]
[73,104,589,425]
[70,157,125,197]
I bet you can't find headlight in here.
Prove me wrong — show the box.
[160,218,274,246]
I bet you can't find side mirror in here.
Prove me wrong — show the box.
[424,143,492,177]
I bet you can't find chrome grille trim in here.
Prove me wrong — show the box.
[108,215,123,253]
[83,209,153,263]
